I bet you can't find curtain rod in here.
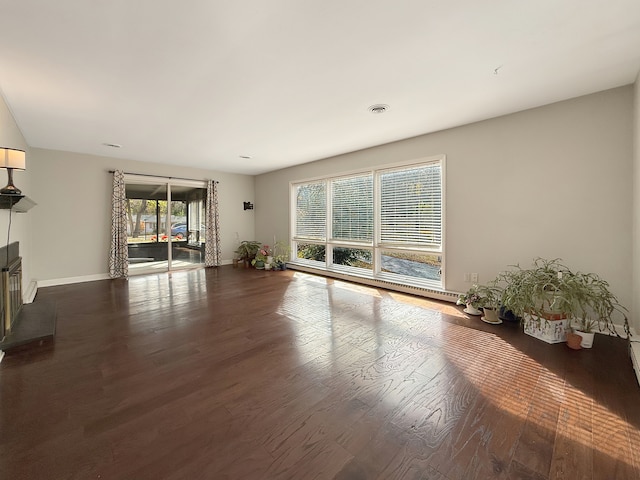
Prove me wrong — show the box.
[108,170,219,184]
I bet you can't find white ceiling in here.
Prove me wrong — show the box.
[0,1,639,175]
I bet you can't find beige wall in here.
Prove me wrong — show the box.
[633,74,640,333]
[0,92,34,296]
[3,83,637,333]
[256,86,634,326]
[30,149,255,282]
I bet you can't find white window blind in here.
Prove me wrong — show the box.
[290,156,444,290]
[331,174,373,242]
[295,182,326,239]
[380,164,442,248]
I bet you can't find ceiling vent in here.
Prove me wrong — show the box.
[368,104,389,114]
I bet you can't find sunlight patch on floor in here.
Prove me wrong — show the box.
[128,260,202,274]
[278,271,640,471]
[332,280,382,297]
[441,323,638,467]
[384,292,467,319]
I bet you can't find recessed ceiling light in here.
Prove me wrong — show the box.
[102,143,122,148]
[239,155,252,159]
[368,104,389,114]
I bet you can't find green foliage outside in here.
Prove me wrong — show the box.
[333,247,372,267]
[298,244,373,268]
[297,244,326,262]
[126,199,187,239]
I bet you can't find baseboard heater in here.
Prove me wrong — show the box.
[287,263,459,303]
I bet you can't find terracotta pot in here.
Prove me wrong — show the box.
[566,332,582,350]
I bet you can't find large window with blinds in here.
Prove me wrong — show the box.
[291,157,445,289]
[379,164,442,248]
[332,174,373,242]
[295,182,326,240]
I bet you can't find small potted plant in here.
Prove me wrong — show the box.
[251,244,272,269]
[273,241,291,270]
[457,285,483,315]
[476,284,502,324]
[561,270,629,348]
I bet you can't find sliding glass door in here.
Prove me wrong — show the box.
[124,176,206,274]
[169,185,206,270]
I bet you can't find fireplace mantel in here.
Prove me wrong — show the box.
[0,193,36,212]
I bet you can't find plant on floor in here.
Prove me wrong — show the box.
[495,258,570,320]
[273,241,291,270]
[476,284,502,309]
[457,284,483,309]
[256,244,272,261]
[476,283,503,322]
[493,258,630,346]
[234,240,261,265]
[458,283,502,320]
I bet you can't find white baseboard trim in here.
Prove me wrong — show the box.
[37,273,111,288]
[576,323,639,387]
[631,342,640,388]
[629,326,640,387]
[34,262,236,288]
[571,321,633,340]
[37,262,240,288]
[23,280,37,304]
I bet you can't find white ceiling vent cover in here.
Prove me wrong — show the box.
[368,104,389,114]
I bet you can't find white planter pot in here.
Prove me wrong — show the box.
[575,330,595,348]
[266,256,274,264]
[482,307,501,324]
[463,303,482,316]
[523,313,569,344]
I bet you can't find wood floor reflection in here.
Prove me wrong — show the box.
[1,266,639,479]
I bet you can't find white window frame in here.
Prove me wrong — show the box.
[290,155,446,290]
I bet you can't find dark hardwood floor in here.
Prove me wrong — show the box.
[1,266,639,479]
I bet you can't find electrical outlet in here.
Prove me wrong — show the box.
[471,273,479,283]
[464,273,470,282]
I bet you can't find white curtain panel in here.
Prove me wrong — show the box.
[205,179,221,267]
[108,170,129,278]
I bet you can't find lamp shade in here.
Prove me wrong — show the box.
[0,147,26,170]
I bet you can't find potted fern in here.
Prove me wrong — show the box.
[494,258,630,347]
